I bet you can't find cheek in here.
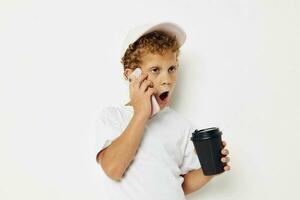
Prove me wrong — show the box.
[171,76,177,84]
[147,76,156,85]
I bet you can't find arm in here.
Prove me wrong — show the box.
[181,140,231,195]
[96,114,147,181]
[181,168,215,195]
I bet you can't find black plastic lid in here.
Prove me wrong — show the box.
[191,127,222,141]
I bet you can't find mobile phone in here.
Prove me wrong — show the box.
[128,67,160,118]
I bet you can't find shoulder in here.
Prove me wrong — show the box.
[94,105,127,129]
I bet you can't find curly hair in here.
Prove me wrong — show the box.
[121,31,180,80]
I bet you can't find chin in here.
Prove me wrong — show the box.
[160,105,169,110]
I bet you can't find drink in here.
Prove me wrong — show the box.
[191,127,225,176]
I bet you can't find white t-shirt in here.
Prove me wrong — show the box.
[94,104,201,200]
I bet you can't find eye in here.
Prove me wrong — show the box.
[169,66,177,72]
[151,68,160,73]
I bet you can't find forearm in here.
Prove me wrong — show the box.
[182,168,215,195]
[97,114,147,180]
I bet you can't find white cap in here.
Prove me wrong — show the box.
[120,21,186,59]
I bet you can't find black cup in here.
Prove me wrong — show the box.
[191,127,225,176]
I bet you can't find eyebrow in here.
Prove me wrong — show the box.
[149,65,177,69]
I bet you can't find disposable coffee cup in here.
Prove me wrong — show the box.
[191,127,225,176]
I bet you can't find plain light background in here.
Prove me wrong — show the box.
[1,0,299,199]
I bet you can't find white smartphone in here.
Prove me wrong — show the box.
[128,67,160,118]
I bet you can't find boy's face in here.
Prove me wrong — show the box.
[125,50,178,110]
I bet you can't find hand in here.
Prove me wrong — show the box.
[129,72,154,120]
[220,140,231,171]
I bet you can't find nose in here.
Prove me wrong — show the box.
[160,72,172,86]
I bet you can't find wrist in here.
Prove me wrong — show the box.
[133,113,148,123]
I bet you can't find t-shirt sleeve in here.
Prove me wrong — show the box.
[180,125,202,175]
[94,107,122,162]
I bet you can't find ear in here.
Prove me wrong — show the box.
[123,68,134,80]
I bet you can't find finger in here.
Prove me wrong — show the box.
[146,87,154,96]
[222,149,229,155]
[224,165,231,171]
[137,73,149,88]
[129,73,147,87]
[128,77,136,91]
[222,140,226,147]
[141,80,153,92]
[221,157,229,163]
[221,157,230,163]
[128,72,139,83]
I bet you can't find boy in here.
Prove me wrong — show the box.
[94,22,231,200]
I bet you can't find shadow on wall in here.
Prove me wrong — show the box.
[170,50,204,112]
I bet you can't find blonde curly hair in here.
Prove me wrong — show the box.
[121,31,180,80]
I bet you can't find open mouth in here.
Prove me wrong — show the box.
[159,91,169,102]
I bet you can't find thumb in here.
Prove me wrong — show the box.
[147,87,155,95]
